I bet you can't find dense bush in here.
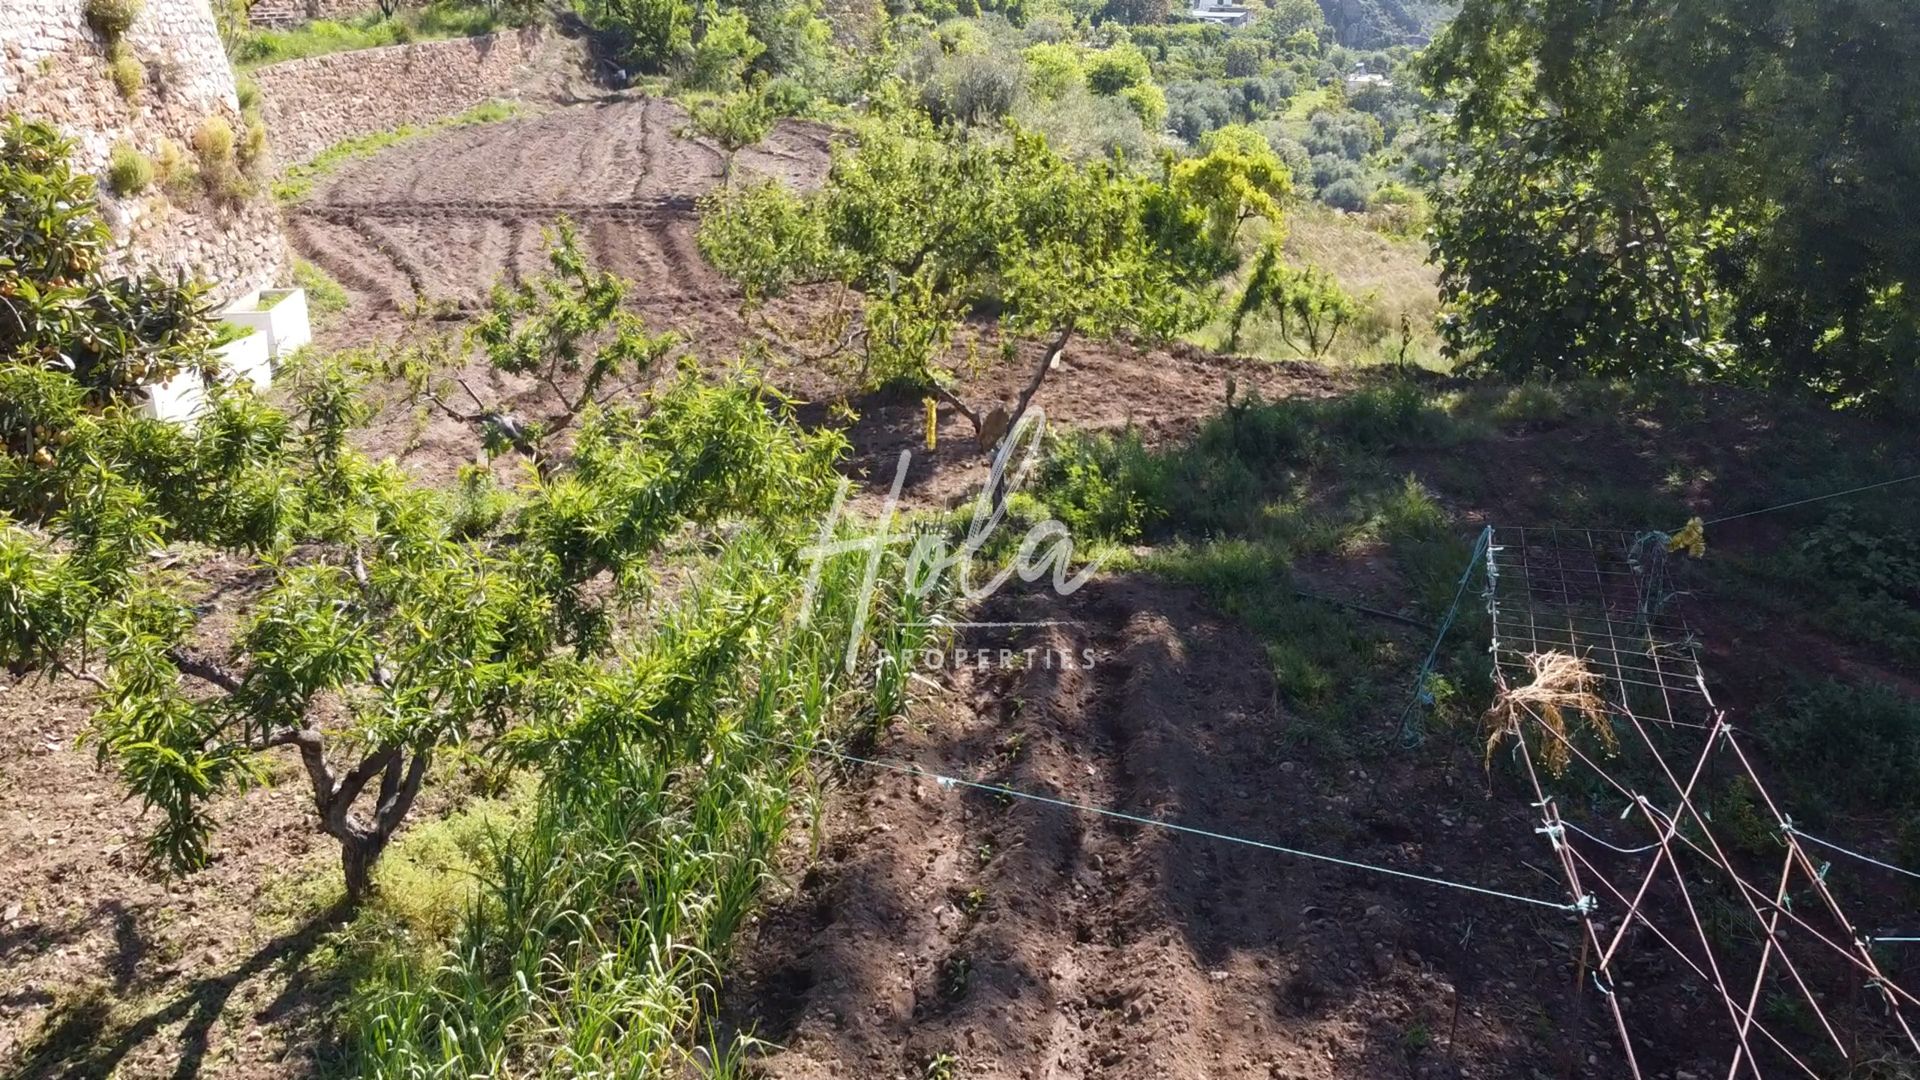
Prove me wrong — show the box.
[106,142,152,195]
[0,119,216,405]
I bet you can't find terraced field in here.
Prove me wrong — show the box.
[289,96,832,330]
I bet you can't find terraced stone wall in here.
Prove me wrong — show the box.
[1,0,288,303]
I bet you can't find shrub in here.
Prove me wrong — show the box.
[191,115,235,165]
[1085,42,1151,95]
[1319,175,1371,212]
[923,51,1022,126]
[153,138,198,199]
[106,42,144,100]
[1018,85,1154,161]
[85,0,143,40]
[106,142,152,195]
[688,9,762,90]
[1761,680,1920,819]
[1119,81,1165,127]
[1023,41,1083,99]
[1224,38,1265,78]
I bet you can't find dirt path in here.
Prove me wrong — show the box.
[725,579,1639,1080]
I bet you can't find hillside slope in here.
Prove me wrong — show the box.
[1319,0,1457,47]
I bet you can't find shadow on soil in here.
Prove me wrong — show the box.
[11,909,345,1080]
[722,574,1645,1078]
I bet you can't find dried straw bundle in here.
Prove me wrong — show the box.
[1484,651,1616,775]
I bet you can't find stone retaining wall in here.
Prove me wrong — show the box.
[250,24,541,167]
[1,0,287,303]
[247,0,399,31]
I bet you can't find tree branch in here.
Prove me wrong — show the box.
[166,649,243,694]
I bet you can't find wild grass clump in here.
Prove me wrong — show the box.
[153,137,197,199]
[105,42,144,100]
[1483,651,1614,775]
[106,142,151,195]
[292,258,350,320]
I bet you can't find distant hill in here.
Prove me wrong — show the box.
[1318,0,1457,47]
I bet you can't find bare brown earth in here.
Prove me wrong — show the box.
[726,580,1623,1080]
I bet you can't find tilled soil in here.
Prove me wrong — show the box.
[290,95,831,341]
[725,580,1642,1080]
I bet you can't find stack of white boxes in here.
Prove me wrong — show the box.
[139,288,310,424]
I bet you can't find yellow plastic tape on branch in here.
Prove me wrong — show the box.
[1667,516,1706,558]
[923,397,938,450]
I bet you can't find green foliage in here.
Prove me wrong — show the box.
[1,119,218,403]
[595,0,695,72]
[1228,241,1357,357]
[85,0,143,40]
[447,219,683,458]
[1760,680,1920,821]
[1084,41,1150,95]
[1168,124,1294,261]
[347,516,936,1074]
[225,1,529,68]
[583,0,829,89]
[689,6,764,89]
[106,142,151,195]
[447,464,513,538]
[1023,40,1082,99]
[700,115,1223,404]
[1770,508,1920,666]
[684,83,782,177]
[1425,0,1920,402]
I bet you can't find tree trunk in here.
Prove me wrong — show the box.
[340,833,380,903]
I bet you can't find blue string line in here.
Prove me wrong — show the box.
[760,733,1582,914]
[1396,525,1493,746]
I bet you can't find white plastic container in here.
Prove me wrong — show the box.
[138,367,210,424]
[222,287,311,359]
[215,327,274,391]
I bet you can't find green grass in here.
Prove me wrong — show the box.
[291,257,350,320]
[227,2,526,69]
[338,522,945,1075]
[1193,210,1449,369]
[273,100,522,202]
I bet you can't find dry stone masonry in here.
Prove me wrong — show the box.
[246,0,396,31]
[0,0,288,303]
[249,25,544,168]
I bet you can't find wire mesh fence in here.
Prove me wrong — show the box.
[1484,526,1919,1078]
